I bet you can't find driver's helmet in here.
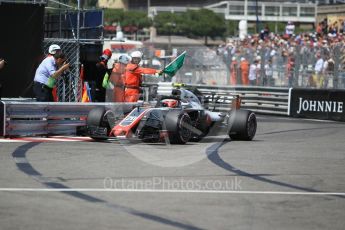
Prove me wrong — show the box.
[161,99,179,108]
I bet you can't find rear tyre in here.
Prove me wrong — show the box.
[164,110,192,144]
[87,107,113,141]
[228,110,257,141]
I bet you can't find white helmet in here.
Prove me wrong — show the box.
[118,54,131,64]
[130,51,143,59]
[48,44,61,55]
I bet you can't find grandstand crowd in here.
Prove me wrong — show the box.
[217,21,345,89]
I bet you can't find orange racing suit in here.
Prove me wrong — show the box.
[124,63,158,102]
[240,59,249,85]
[230,59,238,85]
[110,63,126,102]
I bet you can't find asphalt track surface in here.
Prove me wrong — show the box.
[0,115,345,230]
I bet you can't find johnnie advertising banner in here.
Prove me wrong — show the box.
[289,89,345,121]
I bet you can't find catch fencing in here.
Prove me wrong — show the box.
[218,41,345,89]
[42,8,103,102]
[145,44,345,89]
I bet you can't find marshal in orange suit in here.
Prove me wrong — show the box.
[124,51,161,102]
[110,54,130,102]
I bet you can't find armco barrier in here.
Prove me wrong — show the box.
[2,85,343,137]
[1,84,291,137]
[155,83,290,115]
[0,101,135,137]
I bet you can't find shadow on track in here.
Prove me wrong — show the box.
[206,140,345,198]
[12,142,204,230]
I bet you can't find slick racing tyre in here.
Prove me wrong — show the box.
[87,107,114,141]
[228,109,257,141]
[164,110,192,144]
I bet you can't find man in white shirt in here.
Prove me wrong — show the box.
[249,59,259,86]
[264,59,273,86]
[313,52,324,88]
[33,52,70,101]
[285,21,295,36]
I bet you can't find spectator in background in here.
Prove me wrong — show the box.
[300,39,314,70]
[313,52,324,88]
[264,59,273,86]
[95,49,112,102]
[240,57,249,85]
[316,22,323,36]
[285,21,295,37]
[330,21,338,35]
[322,18,328,35]
[323,54,335,88]
[212,25,345,88]
[287,55,295,87]
[263,24,270,38]
[340,46,345,88]
[255,56,262,85]
[230,56,238,85]
[249,59,259,86]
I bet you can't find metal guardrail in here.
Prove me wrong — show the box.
[1,84,290,137]
[155,82,290,116]
[0,101,135,137]
[197,85,289,115]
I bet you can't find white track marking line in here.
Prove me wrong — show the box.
[258,116,338,123]
[36,137,83,142]
[0,139,29,142]
[52,136,92,140]
[0,188,344,196]
[0,136,92,142]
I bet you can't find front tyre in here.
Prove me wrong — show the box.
[87,107,114,141]
[164,110,192,144]
[228,110,257,141]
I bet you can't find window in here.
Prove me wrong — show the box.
[248,5,262,16]
[229,5,244,15]
[282,6,297,17]
[265,6,279,16]
[300,7,315,17]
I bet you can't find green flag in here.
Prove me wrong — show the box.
[102,72,110,88]
[163,51,186,77]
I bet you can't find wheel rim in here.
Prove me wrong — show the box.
[178,114,191,142]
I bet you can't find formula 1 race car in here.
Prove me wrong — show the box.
[86,86,257,144]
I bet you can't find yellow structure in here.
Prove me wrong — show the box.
[98,0,128,9]
[317,4,345,30]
